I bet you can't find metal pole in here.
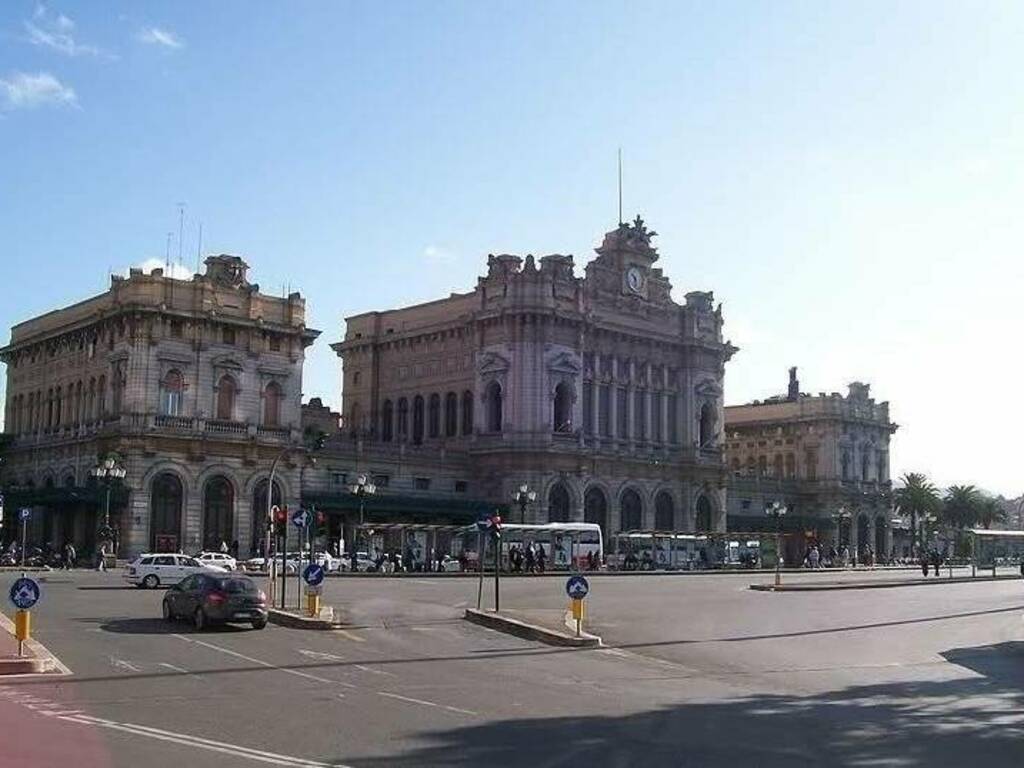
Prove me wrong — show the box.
[266,452,284,605]
[476,530,484,610]
[280,523,287,610]
[493,530,500,612]
[21,512,27,573]
[774,516,782,587]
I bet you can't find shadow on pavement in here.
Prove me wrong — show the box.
[90,617,252,635]
[344,641,1024,768]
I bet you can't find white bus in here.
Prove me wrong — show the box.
[610,531,762,570]
[456,522,604,571]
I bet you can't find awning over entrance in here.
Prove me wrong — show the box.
[301,491,506,525]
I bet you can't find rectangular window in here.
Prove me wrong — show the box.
[331,472,348,486]
[667,395,678,443]
[414,477,431,490]
[269,335,280,352]
[170,320,183,338]
[454,480,468,493]
[616,388,628,437]
[222,327,235,346]
[583,383,593,433]
[598,385,611,437]
[371,473,390,488]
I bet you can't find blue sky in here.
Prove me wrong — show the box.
[1,1,1022,495]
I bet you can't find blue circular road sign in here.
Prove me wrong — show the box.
[566,574,590,600]
[291,509,310,529]
[9,577,41,610]
[302,563,325,587]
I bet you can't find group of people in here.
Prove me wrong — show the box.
[802,543,886,569]
[507,542,547,573]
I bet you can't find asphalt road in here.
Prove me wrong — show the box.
[1,568,1022,768]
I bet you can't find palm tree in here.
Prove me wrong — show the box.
[942,485,981,531]
[976,496,1007,530]
[893,472,939,553]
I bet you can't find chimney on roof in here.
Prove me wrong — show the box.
[788,366,799,401]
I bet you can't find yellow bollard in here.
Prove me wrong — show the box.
[307,592,321,618]
[15,610,30,656]
[570,598,584,636]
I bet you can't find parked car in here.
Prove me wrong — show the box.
[194,551,238,571]
[124,553,228,588]
[439,554,463,572]
[162,573,268,630]
[337,551,375,572]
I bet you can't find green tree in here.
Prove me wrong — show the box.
[893,472,939,553]
[942,485,981,530]
[976,496,1007,530]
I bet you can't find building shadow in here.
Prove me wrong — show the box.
[342,641,1024,768]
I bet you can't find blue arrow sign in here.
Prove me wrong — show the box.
[19,507,31,521]
[9,577,41,610]
[302,563,325,587]
[565,574,590,600]
[291,509,310,529]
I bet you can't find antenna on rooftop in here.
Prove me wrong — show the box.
[196,222,203,275]
[165,232,173,273]
[177,202,186,272]
[617,147,623,226]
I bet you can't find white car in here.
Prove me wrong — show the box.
[337,552,375,572]
[124,554,228,589]
[194,551,237,571]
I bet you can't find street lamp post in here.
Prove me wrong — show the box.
[511,484,537,524]
[90,455,126,562]
[348,474,377,566]
[765,501,788,587]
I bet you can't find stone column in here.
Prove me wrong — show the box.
[626,384,636,452]
[609,381,618,443]
[643,389,652,445]
[868,517,877,562]
[849,514,859,563]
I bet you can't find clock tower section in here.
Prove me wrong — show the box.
[584,215,674,306]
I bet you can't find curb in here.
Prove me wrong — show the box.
[267,607,347,630]
[0,611,69,677]
[463,608,601,647]
[750,574,1023,592]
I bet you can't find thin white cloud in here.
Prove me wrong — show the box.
[423,245,456,263]
[131,258,194,280]
[25,5,104,57]
[0,71,77,110]
[137,27,183,50]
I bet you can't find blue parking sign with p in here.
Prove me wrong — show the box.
[19,507,31,521]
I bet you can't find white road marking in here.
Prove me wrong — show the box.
[109,656,142,673]
[377,691,478,716]
[59,714,347,767]
[330,629,365,643]
[354,664,395,677]
[158,662,194,676]
[298,649,345,662]
[179,636,355,688]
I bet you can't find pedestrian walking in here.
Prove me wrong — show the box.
[524,543,536,574]
[96,542,108,572]
[220,540,229,554]
[63,541,76,570]
[536,543,547,574]
[809,546,820,569]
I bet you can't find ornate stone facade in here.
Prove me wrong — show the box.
[321,219,736,547]
[0,256,318,559]
[724,368,898,559]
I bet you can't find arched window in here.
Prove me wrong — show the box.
[26,393,34,433]
[381,400,394,442]
[785,453,796,478]
[203,476,234,551]
[485,382,502,433]
[699,402,715,446]
[263,381,282,426]
[444,392,458,437]
[216,375,236,421]
[151,472,183,553]
[584,487,608,548]
[620,488,642,531]
[841,450,850,480]
[758,456,767,476]
[428,393,440,438]
[553,382,573,433]
[162,370,184,416]
[461,390,473,435]
[74,381,82,425]
[861,451,870,481]
[655,491,674,531]
[54,386,62,427]
[46,387,54,429]
[548,483,571,523]
[696,495,713,531]
[64,474,75,488]
[87,378,96,423]
[111,364,124,416]
[397,398,409,439]
[412,395,424,445]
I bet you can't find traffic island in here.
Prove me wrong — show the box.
[0,611,60,675]
[267,605,349,630]
[464,608,601,647]
[750,573,1023,592]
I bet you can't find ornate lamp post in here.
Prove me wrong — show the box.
[765,500,788,586]
[348,474,377,556]
[90,454,126,557]
[511,484,537,524]
[832,507,852,566]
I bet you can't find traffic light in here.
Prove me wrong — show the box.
[315,509,327,537]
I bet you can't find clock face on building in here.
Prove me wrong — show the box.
[626,266,644,294]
